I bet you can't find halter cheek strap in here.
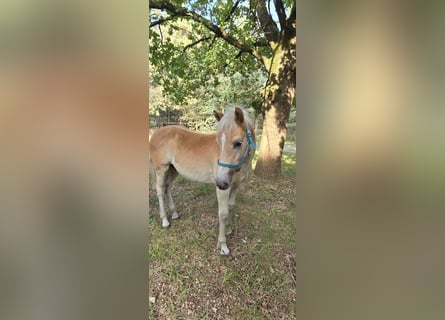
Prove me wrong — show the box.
[217,126,256,171]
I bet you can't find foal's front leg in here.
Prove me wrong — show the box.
[228,182,240,210]
[216,188,231,255]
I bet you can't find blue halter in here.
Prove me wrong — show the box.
[217,125,256,171]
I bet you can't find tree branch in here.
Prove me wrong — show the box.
[255,0,279,44]
[253,40,269,47]
[158,24,164,44]
[150,16,174,28]
[287,3,296,31]
[274,0,287,30]
[150,0,265,65]
[235,51,244,59]
[224,0,243,22]
[183,36,212,52]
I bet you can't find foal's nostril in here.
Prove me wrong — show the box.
[216,180,230,190]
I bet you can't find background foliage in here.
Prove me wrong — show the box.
[149,1,270,130]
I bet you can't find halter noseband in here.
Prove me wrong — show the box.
[217,124,256,171]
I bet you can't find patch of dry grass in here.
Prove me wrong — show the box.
[149,151,296,319]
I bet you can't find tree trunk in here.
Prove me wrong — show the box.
[254,33,296,178]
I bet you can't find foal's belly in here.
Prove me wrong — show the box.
[171,159,215,184]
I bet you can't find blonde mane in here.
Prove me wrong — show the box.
[216,106,254,132]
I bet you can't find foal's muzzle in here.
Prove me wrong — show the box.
[216,180,230,190]
[215,175,231,190]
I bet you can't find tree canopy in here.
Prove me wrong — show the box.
[149,0,296,176]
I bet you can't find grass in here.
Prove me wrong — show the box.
[149,137,296,319]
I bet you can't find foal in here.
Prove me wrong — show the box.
[149,107,256,255]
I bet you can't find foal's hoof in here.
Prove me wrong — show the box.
[219,244,230,256]
[171,212,179,219]
[161,220,170,228]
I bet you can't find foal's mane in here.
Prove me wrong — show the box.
[216,107,254,132]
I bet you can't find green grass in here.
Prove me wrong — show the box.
[282,151,296,176]
[196,183,213,195]
[149,134,296,319]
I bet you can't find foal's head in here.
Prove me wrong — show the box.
[214,107,255,190]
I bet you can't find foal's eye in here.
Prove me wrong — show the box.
[233,141,242,148]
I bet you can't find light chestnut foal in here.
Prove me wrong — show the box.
[149,107,256,255]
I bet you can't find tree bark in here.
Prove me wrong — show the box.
[254,31,296,177]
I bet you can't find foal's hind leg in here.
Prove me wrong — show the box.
[165,166,179,220]
[155,165,170,227]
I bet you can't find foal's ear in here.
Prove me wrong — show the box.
[234,107,244,125]
[214,110,224,121]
